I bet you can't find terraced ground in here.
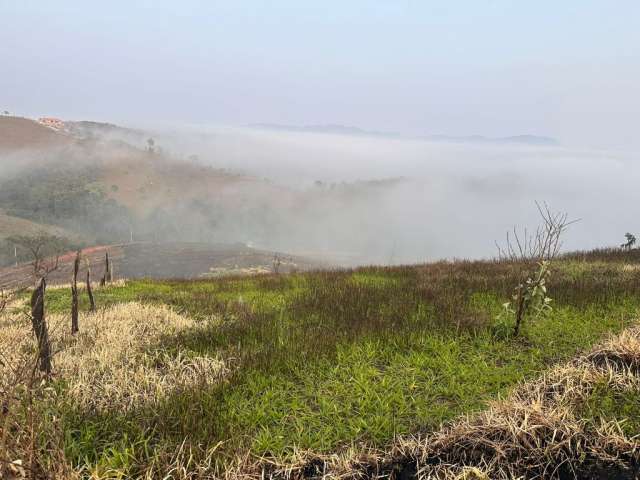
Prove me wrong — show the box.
[1,248,640,478]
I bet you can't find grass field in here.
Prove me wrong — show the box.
[2,249,640,478]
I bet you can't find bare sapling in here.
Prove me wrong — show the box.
[30,277,51,375]
[71,251,80,334]
[496,202,578,336]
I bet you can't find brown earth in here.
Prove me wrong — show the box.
[0,116,72,152]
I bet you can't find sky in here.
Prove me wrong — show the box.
[1,1,639,150]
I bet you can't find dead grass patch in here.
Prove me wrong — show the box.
[1,302,228,414]
[0,302,229,479]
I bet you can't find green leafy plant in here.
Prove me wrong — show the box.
[496,203,578,336]
[500,260,553,336]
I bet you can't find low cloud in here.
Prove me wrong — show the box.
[2,125,637,265]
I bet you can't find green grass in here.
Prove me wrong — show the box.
[580,381,640,437]
[34,256,640,474]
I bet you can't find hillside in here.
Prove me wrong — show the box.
[0,211,77,241]
[0,241,323,289]
[0,117,288,247]
[0,116,407,260]
[2,248,639,478]
[65,120,147,143]
[0,116,72,152]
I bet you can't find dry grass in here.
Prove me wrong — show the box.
[45,279,127,291]
[1,302,228,414]
[0,302,229,479]
[237,327,640,480]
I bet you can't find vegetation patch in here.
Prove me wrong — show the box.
[2,253,640,477]
[245,327,640,480]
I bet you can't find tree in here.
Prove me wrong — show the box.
[496,202,578,336]
[7,232,66,279]
[621,233,636,251]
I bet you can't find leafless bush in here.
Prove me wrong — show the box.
[495,202,577,264]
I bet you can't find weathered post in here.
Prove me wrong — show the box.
[107,252,113,282]
[100,251,112,286]
[30,278,51,375]
[71,251,80,334]
[86,269,96,312]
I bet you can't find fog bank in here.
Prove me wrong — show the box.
[2,124,637,265]
[142,126,636,263]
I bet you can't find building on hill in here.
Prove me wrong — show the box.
[38,117,65,131]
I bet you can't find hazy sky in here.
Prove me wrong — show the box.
[2,1,639,150]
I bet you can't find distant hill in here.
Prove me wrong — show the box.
[0,116,72,152]
[249,123,559,146]
[425,134,560,146]
[248,123,400,138]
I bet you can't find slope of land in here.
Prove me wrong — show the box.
[0,211,85,268]
[65,120,147,144]
[1,249,639,478]
[0,241,322,289]
[0,211,76,241]
[0,116,405,257]
[0,116,290,245]
[0,116,72,152]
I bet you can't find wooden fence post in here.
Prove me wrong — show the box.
[100,252,112,286]
[30,278,51,375]
[71,251,80,334]
[86,269,96,312]
[107,252,113,282]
